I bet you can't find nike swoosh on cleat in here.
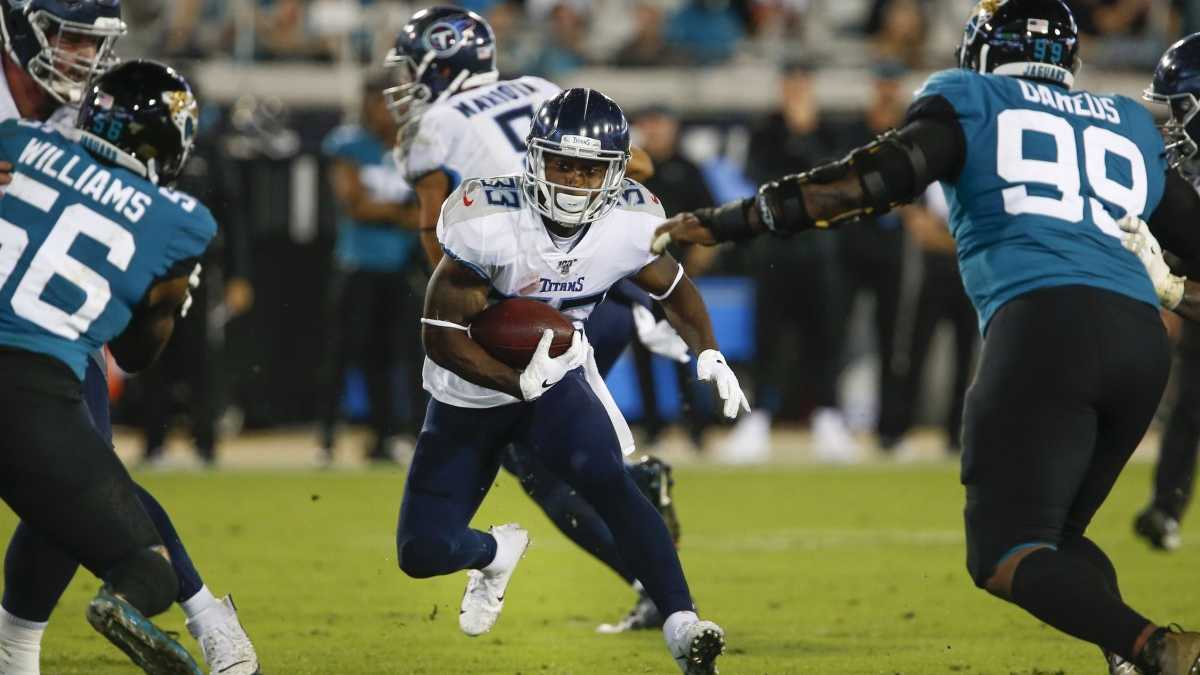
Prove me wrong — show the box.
[541,380,551,389]
[217,661,250,673]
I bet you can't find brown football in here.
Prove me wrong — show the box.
[469,298,575,369]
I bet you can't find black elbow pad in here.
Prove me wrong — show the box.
[849,120,956,212]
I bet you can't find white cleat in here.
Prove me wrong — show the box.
[186,596,260,675]
[459,524,530,637]
[666,616,725,674]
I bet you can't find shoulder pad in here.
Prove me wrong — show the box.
[440,175,524,225]
[516,75,562,96]
[614,179,666,218]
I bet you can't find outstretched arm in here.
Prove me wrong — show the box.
[631,253,748,418]
[652,96,966,252]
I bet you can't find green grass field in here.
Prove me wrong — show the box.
[3,460,1197,674]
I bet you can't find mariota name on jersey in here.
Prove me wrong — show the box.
[1016,79,1121,123]
[15,133,155,223]
[452,81,541,119]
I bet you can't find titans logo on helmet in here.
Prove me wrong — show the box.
[424,22,464,58]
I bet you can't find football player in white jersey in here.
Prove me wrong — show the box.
[0,3,259,674]
[386,5,695,633]
[397,89,743,674]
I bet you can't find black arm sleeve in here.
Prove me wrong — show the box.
[752,95,967,234]
[1148,169,1200,269]
[896,94,968,185]
[696,95,967,240]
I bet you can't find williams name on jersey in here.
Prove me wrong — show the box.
[0,119,214,379]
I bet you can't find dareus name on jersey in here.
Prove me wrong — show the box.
[15,132,153,223]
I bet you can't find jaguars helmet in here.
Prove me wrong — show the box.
[958,0,1079,87]
[0,0,125,104]
[1146,33,1200,169]
[383,6,497,150]
[76,59,198,186]
[522,88,630,228]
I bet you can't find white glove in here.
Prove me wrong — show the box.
[519,329,588,401]
[696,349,750,419]
[631,304,690,363]
[1118,214,1185,310]
[179,263,203,318]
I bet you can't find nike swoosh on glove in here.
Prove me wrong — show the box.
[696,349,750,419]
[1118,214,1185,310]
[519,329,588,401]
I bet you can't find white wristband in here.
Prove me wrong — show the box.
[648,265,684,301]
[420,318,469,331]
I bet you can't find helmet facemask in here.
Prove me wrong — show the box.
[523,136,628,229]
[1145,88,1200,169]
[26,9,124,104]
[383,49,478,157]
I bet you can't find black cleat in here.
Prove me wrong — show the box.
[1135,506,1182,552]
[1137,626,1200,675]
[596,586,663,633]
[87,586,202,675]
[629,456,681,545]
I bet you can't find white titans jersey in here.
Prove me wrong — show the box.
[404,76,560,185]
[424,175,667,410]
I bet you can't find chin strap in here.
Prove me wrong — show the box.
[74,130,157,183]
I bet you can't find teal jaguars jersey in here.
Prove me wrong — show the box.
[915,69,1164,333]
[0,120,215,379]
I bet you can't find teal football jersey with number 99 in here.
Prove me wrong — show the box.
[917,69,1164,333]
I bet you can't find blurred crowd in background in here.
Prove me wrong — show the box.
[116,0,1191,72]
[106,0,1200,466]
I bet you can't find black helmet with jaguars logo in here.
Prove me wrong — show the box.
[76,59,198,186]
[958,0,1080,88]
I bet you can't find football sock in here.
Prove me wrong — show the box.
[1010,547,1149,661]
[180,585,220,620]
[663,610,699,640]
[0,605,44,674]
[2,523,79,623]
[132,484,205,602]
[1059,536,1121,599]
[0,605,46,649]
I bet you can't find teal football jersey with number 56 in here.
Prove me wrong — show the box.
[917,69,1164,333]
[0,119,215,379]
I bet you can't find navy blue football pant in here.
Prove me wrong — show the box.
[398,370,694,617]
[2,356,205,622]
[499,291,651,585]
